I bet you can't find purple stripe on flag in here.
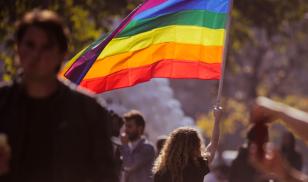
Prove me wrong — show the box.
[64,1,147,84]
[134,0,167,15]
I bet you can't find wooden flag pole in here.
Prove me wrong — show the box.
[216,0,234,107]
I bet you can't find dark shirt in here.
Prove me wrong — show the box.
[0,80,118,182]
[154,157,209,182]
[19,93,58,182]
[229,146,271,182]
[282,150,303,171]
[120,138,155,182]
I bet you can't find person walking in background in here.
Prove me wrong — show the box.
[0,9,117,182]
[229,123,272,182]
[155,135,167,156]
[152,107,223,182]
[110,111,125,180]
[120,110,155,182]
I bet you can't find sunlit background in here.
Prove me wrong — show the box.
[1,0,308,175]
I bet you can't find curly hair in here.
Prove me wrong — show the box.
[153,127,209,182]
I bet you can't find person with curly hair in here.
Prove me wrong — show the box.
[152,107,223,182]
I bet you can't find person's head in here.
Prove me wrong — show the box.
[246,123,269,146]
[110,111,124,137]
[156,135,167,155]
[123,110,145,142]
[15,9,69,81]
[153,127,208,182]
[246,123,269,159]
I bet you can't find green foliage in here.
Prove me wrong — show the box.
[2,57,15,82]
[230,0,308,53]
[0,0,129,81]
[2,0,308,81]
[234,0,308,35]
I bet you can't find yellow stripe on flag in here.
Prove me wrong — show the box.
[98,25,225,60]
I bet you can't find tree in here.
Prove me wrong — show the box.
[0,0,130,81]
[226,0,308,100]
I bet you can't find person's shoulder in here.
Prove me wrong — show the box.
[198,156,209,163]
[141,139,155,154]
[294,150,303,159]
[0,81,14,90]
[60,79,94,98]
[136,138,155,151]
[0,81,15,97]
[197,157,210,173]
[195,156,209,168]
[238,145,249,155]
[0,81,19,110]
[154,169,170,182]
[230,146,249,166]
[59,79,106,106]
[143,139,155,148]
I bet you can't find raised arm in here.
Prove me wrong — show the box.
[206,106,223,163]
[255,97,308,142]
[250,144,308,182]
[249,96,308,182]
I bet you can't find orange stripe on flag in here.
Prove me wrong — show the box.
[84,43,223,79]
[81,60,221,93]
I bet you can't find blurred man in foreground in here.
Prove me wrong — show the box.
[0,9,117,182]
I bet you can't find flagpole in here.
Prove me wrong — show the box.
[216,0,234,107]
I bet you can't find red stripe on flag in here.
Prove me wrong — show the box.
[80,60,221,93]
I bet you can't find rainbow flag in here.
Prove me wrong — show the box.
[61,0,231,93]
